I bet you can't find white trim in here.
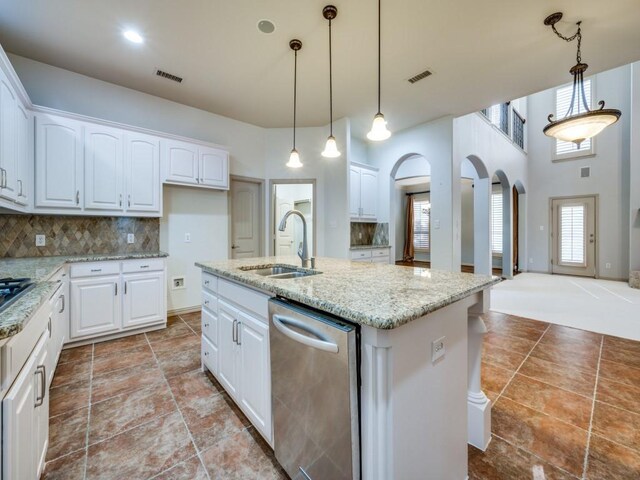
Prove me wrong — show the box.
[0,46,32,108]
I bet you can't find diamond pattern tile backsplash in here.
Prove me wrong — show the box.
[350,222,389,246]
[0,215,160,258]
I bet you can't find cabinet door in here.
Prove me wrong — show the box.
[238,311,271,442]
[125,133,160,213]
[162,140,198,185]
[122,271,165,329]
[349,165,361,218]
[84,125,124,211]
[70,275,121,338]
[199,146,229,189]
[0,71,18,201]
[33,334,49,478]
[2,347,37,480]
[360,168,378,220]
[217,300,240,400]
[35,114,83,209]
[15,103,30,206]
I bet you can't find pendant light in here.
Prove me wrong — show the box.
[286,39,303,168]
[366,0,391,141]
[543,12,621,146]
[321,5,341,158]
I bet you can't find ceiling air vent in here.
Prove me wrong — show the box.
[407,69,433,84]
[155,69,183,84]
[580,166,591,178]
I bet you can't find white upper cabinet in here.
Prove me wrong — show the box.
[0,70,18,202]
[199,146,229,189]
[84,125,124,211]
[125,133,160,213]
[162,139,199,185]
[350,163,378,221]
[15,103,31,206]
[35,114,84,209]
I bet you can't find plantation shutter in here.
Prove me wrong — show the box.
[491,193,503,254]
[555,79,592,155]
[560,205,586,265]
[413,200,430,250]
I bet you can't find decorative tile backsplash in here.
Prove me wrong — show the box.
[0,215,159,258]
[350,222,389,246]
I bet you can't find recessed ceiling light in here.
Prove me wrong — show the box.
[257,20,276,34]
[123,30,144,44]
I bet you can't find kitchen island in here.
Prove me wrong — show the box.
[196,256,500,480]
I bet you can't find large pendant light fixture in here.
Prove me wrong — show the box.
[543,12,621,146]
[286,39,303,168]
[366,0,391,141]
[321,5,341,158]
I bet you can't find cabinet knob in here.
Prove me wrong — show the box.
[204,351,209,356]
[204,280,210,285]
[204,300,209,305]
[204,323,210,327]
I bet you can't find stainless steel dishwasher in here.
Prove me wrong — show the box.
[269,298,360,480]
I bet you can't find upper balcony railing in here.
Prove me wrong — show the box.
[479,102,526,152]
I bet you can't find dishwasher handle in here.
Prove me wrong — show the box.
[272,314,339,354]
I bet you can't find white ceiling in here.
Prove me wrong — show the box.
[1,0,639,138]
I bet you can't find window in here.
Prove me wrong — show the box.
[413,198,430,251]
[555,79,593,157]
[560,205,585,265]
[490,192,503,254]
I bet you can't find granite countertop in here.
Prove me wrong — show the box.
[196,256,500,330]
[349,244,392,250]
[0,251,168,341]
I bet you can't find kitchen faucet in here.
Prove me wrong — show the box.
[278,210,314,268]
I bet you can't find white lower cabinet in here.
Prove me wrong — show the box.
[70,275,121,338]
[201,275,272,444]
[122,271,164,328]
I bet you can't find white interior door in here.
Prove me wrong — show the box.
[230,180,261,259]
[275,195,294,255]
[551,196,596,277]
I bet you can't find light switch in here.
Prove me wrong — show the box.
[127,233,135,244]
[35,235,46,247]
[184,233,191,243]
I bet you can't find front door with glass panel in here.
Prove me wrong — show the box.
[551,196,596,277]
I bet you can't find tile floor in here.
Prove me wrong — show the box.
[470,311,640,479]
[43,313,287,480]
[44,310,640,480]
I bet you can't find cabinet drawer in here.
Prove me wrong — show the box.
[218,278,270,320]
[202,273,218,293]
[350,250,372,260]
[372,256,389,264]
[201,334,218,375]
[202,289,218,314]
[70,261,120,278]
[371,248,390,257]
[202,307,218,345]
[122,258,164,273]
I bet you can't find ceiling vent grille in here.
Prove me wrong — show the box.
[580,166,591,178]
[155,69,183,83]
[407,69,433,84]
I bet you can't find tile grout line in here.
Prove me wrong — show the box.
[143,332,212,480]
[495,323,551,402]
[178,313,199,336]
[581,336,604,479]
[82,342,95,480]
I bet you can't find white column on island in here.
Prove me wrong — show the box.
[467,291,491,451]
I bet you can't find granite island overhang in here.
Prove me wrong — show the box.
[196,256,500,479]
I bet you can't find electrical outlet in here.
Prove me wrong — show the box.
[539,225,544,231]
[35,235,46,247]
[184,233,191,243]
[358,232,362,240]
[172,276,185,290]
[529,257,534,264]
[605,263,611,269]
[432,336,446,363]
[434,219,441,229]
[127,233,135,244]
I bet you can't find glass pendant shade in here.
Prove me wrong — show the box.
[321,135,341,158]
[286,149,303,168]
[367,113,391,141]
[543,109,621,145]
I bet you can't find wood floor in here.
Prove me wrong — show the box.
[395,260,504,276]
[44,311,640,479]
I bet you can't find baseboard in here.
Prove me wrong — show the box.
[168,305,201,317]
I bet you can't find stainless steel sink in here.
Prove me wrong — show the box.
[239,264,321,279]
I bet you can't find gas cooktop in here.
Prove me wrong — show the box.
[0,278,35,314]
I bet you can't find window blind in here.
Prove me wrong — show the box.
[491,193,503,254]
[413,200,430,250]
[556,80,592,156]
[560,205,585,264]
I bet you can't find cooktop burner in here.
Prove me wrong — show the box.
[0,277,35,314]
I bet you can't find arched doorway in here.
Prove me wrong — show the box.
[512,180,526,275]
[461,155,491,276]
[492,170,512,278]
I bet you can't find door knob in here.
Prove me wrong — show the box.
[231,245,239,249]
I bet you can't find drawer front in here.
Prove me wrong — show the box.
[202,273,218,293]
[202,290,218,315]
[372,256,389,264]
[218,278,270,320]
[350,250,372,260]
[122,258,165,273]
[202,334,218,374]
[371,248,390,257]
[202,307,218,345]
[70,261,120,278]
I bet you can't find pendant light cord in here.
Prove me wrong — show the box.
[328,17,333,137]
[377,0,381,115]
[293,48,297,149]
